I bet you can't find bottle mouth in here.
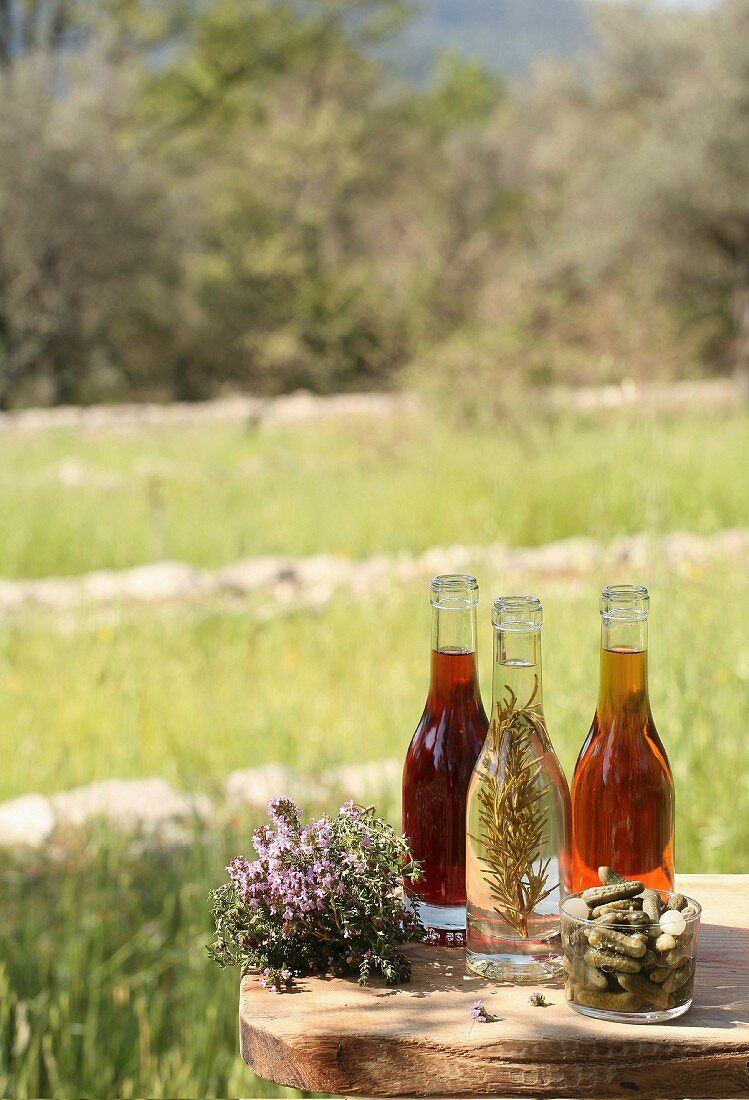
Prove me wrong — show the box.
[493,594,542,632]
[600,583,650,622]
[430,574,479,609]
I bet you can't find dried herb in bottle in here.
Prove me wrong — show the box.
[466,596,571,982]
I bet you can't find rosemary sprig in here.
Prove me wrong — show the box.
[472,678,557,938]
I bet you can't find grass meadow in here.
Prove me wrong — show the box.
[1,404,748,1097]
[0,408,747,578]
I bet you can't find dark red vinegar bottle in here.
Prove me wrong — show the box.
[402,575,489,943]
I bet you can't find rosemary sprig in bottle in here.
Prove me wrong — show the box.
[472,678,557,938]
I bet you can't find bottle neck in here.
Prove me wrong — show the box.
[427,604,480,705]
[431,602,477,654]
[491,627,544,719]
[597,616,650,721]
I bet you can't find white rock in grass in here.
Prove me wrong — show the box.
[225,764,328,809]
[0,579,26,614]
[329,759,401,802]
[0,794,56,849]
[225,764,297,808]
[217,558,293,595]
[224,760,399,810]
[51,778,212,835]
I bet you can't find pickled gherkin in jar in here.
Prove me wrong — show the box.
[560,868,701,1023]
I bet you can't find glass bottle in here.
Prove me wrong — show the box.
[466,596,571,981]
[402,575,489,945]
[572,584,674,892]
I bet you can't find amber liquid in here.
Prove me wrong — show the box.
[402,649,489,908]
[572,647,674,891]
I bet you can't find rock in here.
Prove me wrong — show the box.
[225,764,327,809]
[417,544,475,576]
[55,459,124,489]
[263,391,418,426]
[82,561,212,604]
[510,537,601,575]
[225,759,400,813]
[20,577,81,611]
[0,794,56,849]
[0,392,419,434]
[328,759,401,802]
[290,555,355,606]
[3,529,749,621]
[0,579,25,614]
[51,778,213,835]
[217,557,292,595]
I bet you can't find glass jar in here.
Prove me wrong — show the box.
[466,595,571,981]
[561,888,700,1023]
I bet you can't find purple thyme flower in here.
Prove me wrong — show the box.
[469,1000,487,1022]
[528,992,550,1007]
[267,797,301,831]
[339,800,362,818]
[214,798,420,991]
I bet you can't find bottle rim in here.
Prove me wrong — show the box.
[600,583,650,622]
[430,574,479,609]
[492,594,542,632]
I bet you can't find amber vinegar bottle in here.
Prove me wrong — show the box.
[572,585,675,891]
[402,575,489,943]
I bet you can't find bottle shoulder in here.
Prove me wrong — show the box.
[405,703,489,764]
[574,711,672,780]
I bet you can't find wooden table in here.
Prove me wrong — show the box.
[239,874,749,1098]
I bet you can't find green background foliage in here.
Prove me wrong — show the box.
[2,0,749,407]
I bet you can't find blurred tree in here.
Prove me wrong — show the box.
[509,0,749,381]
[0,0,76,69]
[5,0,746,406]
[138,0,507,396]
[0,68,180,406]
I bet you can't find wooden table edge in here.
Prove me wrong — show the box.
[239,873,749,1098]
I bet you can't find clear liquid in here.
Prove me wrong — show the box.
[465,655,570,982]
[467,780,567,981]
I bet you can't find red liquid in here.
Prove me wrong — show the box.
[402,649,489,907]
[572,648,674,891]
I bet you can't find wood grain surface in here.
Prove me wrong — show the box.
[239,874,749,1098]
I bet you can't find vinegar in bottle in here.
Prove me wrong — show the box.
[402,575,489,944]
[572,584,674,892]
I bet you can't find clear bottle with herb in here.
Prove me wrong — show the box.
[572,584,675,892]
[466,596,571,981]
[402,575,489,944]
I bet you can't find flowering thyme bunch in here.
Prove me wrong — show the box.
[208,798,422,990]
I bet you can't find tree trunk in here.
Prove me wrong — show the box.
[0,0,12,70]
[733,286,749,399]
